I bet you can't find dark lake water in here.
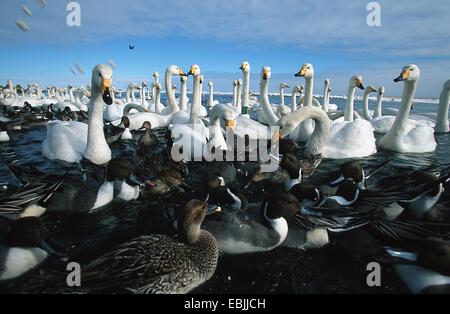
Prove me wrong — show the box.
[1,94,449,294]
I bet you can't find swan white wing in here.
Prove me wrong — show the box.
[42,121,88,163]
[323,119,377,159]
[402,124,437,153]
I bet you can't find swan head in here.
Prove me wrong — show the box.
[350,75,364,90]
[92,64,113,105]
[187,64,201,76]
[280,82,290,89]
[364,85,377,95]
[233,80,238,87]
[442,80,450,90]
[261,66,272,80]
[167,65,187,77]
[378,86,385,96]
[240,61,250,73]
[208,81,213,87]
[394,64,420,82]
[180,75,187,83]
[200,75,204,84]
[237,79,242,86]
[295,63,314,78]
[153,71,159,78]
[142,82,148,88]
[324,79,330,86]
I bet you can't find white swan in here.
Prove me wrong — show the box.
[323,76,377,159]
[180,75,189,112]
[379,65,437,153]
[292,64,316,142]
[435,80,450,133]
[205,104,237,156]
[42,64,113,165]
[208,81,219,109]
[234,67,278,140]
[290,85,303,111]
[361,86,378,120]
[170,65,210,160]
[373,87,385,118]
[278,106,331,157]
[115,65,186,130]
[276,82,292,119]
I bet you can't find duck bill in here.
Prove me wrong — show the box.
[127,173,145,187]
[101,79,113,105]
[39,238,67,257]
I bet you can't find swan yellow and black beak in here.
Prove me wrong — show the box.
[295,65,307,77]
[262,68,270,80]
[394,69,410,82]
[356,78,364,90]
[179,69,187,77]
[101,78,113,105]
[226,119,236,129]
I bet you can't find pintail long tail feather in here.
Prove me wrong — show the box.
[365,154,400,180]
[0,171,68,214]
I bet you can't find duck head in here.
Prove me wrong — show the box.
[266,193,300,219]
[177,200,207,244]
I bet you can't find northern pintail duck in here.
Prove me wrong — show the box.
[385,238,450,293]
[106,116,133,144]
[204,175,247,212]
[0,123,9,142]
[45,158,143,214]
[0,217,66,282]
[0,174,66,220]
[69,200,218,294]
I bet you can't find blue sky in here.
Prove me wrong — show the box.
[0,0,449,97]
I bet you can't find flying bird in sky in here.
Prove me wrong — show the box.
[129,45,135,50]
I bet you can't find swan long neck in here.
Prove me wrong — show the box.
[291,90,298,112]
[69,88,75,103]
[304,76,314,107]
[84,85,110,163]
[165,70,180,113]
[280,86,285,107]
[140,85,146,107]
[288,106,330,156]
[260,78,279,125]
[389,80,418,138]
[189,75,201,124]
[322,85,329,112]
[362,92,372,121]
[180,80,188,111]
[125,88,132,103]
[242,71,250,113]
[208,85,214,107]
[232,84,237,107]
[236,83,242,114]
[344,85,356,122]
[155,88,162,113]
[436,87,450,133]
[374,93,383,118]
[131,88,136,102]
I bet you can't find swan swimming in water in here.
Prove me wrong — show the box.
[323,76,377,159]
[42,64,113,165]
[379,65,437,153]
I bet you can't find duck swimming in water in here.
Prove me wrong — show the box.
[0,217,66,282]
[65,199,218,294]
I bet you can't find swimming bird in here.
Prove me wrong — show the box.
[45,158,143,214]
[385,238,450,293]
[379,65,437,153]
[42,64,113,165]
[0,217,66,282]
[70,199,218,294]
